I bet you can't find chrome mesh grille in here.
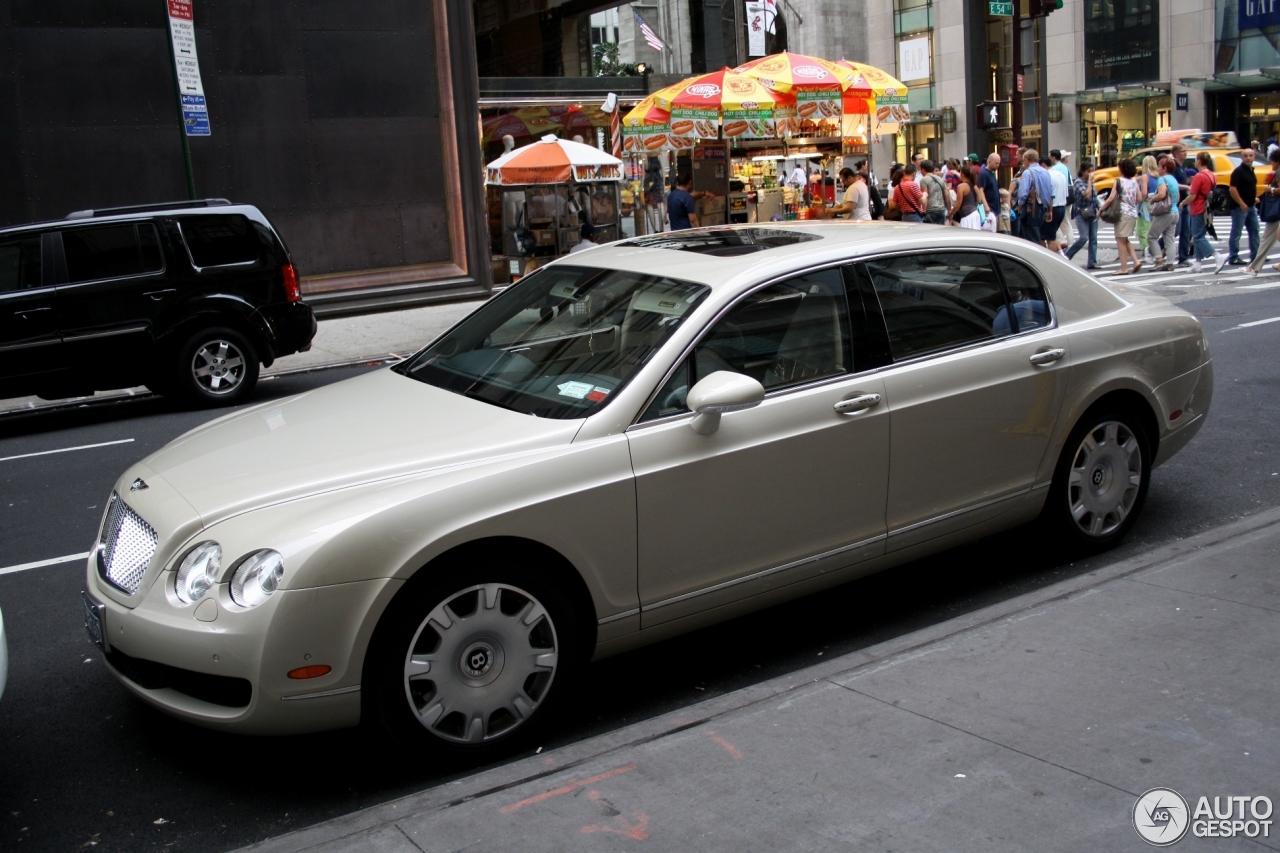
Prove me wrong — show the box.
[98,493,158,594]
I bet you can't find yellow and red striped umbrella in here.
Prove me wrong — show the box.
[734,52,853,135]
[654,67,796,144]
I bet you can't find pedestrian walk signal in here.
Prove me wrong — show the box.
[976,101,1009,130]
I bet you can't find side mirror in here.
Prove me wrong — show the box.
[686,371,765,434]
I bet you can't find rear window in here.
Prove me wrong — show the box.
[179,214,261,268]
[622,227,822,256]
[62,224,163,283]
[0,235,41,292]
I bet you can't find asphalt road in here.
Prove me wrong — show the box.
[1,289,1278,852]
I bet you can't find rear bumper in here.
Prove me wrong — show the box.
[254,302,317,362]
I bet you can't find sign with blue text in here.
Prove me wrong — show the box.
[1240,0,1280,31]
[168,0,211,136]
[1176,92,1189,111]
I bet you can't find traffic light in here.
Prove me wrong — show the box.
[976,101,1009,130]
[1029,0,1063,16]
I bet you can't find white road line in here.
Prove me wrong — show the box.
[1238,316,1280,328]
[1238,282,1280,290]
[0,552,91,577]
[0,438,134,463]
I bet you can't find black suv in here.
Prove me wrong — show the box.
[0,199,316,406]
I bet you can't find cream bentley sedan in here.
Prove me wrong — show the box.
[83,224,1211,757]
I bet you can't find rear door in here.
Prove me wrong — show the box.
[55,222,170,369]
[0,231,64,387]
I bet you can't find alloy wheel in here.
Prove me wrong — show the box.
[191,339,247,395]
[1067,419,1143,538]
[402,583,558,744]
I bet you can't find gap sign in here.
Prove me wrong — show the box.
[168,0,211,136]
[989,0,1014,16]
[1241,0,1280,30]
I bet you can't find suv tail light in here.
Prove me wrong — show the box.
[281,263,300,303]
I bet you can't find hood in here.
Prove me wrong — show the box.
[142,369,582,522]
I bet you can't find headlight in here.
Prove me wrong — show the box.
[175,542,221,604]
[230,550,284,608]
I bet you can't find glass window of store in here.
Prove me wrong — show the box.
[894,0,935,165]
[1084,0,1158,89]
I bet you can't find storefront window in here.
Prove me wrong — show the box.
[1078,97,1166,167]
[1084,0,1159,89]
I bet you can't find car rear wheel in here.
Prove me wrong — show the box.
[1045,406,1152,553]
[172,327,259,406]
[365,564,584,762]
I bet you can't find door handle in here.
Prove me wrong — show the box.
[15,307,51,317]
[1029,347,1066,366]
[834,393,882,414]
[144,289,176,301]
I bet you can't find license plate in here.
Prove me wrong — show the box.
[82,592,106,651]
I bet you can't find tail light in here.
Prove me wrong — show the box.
[281,263,301,303]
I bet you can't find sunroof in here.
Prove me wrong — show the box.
[622,227,822,255]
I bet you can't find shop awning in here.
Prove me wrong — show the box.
[1069,83,1170,105]
[1179,68,1280,92]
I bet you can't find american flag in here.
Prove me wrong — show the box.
[633,9,665,52]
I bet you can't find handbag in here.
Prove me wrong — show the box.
[1100,195,1123,224]
[1261,181,1280,223]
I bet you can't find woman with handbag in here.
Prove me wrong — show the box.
[1146,158,1180,271]
[1246,148,1280,276]
[1099,158,1141,274]
[948,165,984,229]
[1065,163,1100,269]
[1136,155,1158,261]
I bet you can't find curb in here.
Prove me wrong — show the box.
[233,504,1280,853]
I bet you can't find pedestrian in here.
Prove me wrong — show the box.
[911,152,925,171]
[1046,150,1070,253]
[667,170,713,230]
[1268,137,1279,159]
[1136,155,1157,260]
[1066,162,1101,269]
[1171,143,1194,264]
[919,160,951,225]
[979,153,1002,232]
[1227,146,1261,266]
[1099,158,1141,274]
[948,164,984,229]
[884,168,904,220]
[787,161,807,188]
[1146,158,1180,271]
[825,168,871,220]
[1015,149,1055,245]
[1181,151,1228,273]
[893,164,926,222]
[569,222,599,253]
[998,188,1013,233]
[856,160,885,219]
[1244,148,1280,276]
[1050,149,1074,245]
[944,158,962,194]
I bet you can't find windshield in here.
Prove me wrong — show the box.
[396,265,709,418]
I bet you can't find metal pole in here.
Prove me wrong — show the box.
[165,11,197,199]
[1038,16,1049,153]
[1012,0,1022,147]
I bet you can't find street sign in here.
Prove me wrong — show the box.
[1016,73,1024,92]
[167,0,210,136]
[1176,92,1189,111]
[989,0,1013,15]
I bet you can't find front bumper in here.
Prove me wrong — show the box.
[85,564,401,735]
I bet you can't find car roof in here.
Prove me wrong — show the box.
[551,222,1052,290]
[0,200,268,237]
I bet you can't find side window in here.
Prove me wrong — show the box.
[864,252,1008,361]
[0,235,41,293]
[642,268,851,420]
[994,256,1051,334]
[179,214,261,268]
[62,224,162,283]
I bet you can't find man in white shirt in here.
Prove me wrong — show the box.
[1050,149,1074,249]
[788,163,807,188]
[1046,149,1071,254]
[568,223,599,253]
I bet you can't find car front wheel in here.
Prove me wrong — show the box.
[1046,406,1152,553]
[173,327,259,405]
[365,566,583,761]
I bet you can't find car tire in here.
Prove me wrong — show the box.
[363,560,586,764]
[172,327,259,406]
[1044,404,1152,554]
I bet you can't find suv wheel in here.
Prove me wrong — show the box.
[174,327,259,405]
[364,563,585,763]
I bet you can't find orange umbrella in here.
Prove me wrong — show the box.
[485,135,623,186]
[621,95,672,154]
[835,60,911,124]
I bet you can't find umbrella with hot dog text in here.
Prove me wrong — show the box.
[620,94,674,153]
[834,60,911,131]
[653,68,796,145]
[485,135,623,186]
[734,52,854,136]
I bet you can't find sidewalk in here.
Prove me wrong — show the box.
[238,508,1280,852]
[0,299,485,415]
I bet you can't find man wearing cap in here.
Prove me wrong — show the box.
[1050,149,1074,248]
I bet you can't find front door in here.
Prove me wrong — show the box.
[859,251,1070,550]
[628,266,890,628]
[0,231,64,390]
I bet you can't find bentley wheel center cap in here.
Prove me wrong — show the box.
[461,641,498,679]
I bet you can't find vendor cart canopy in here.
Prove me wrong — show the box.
[486,135,623,186]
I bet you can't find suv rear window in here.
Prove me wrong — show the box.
[0,235,41,292]
[63,224,163,283]
[179,215,261,268]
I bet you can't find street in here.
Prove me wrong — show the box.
[0,282,1277,851]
